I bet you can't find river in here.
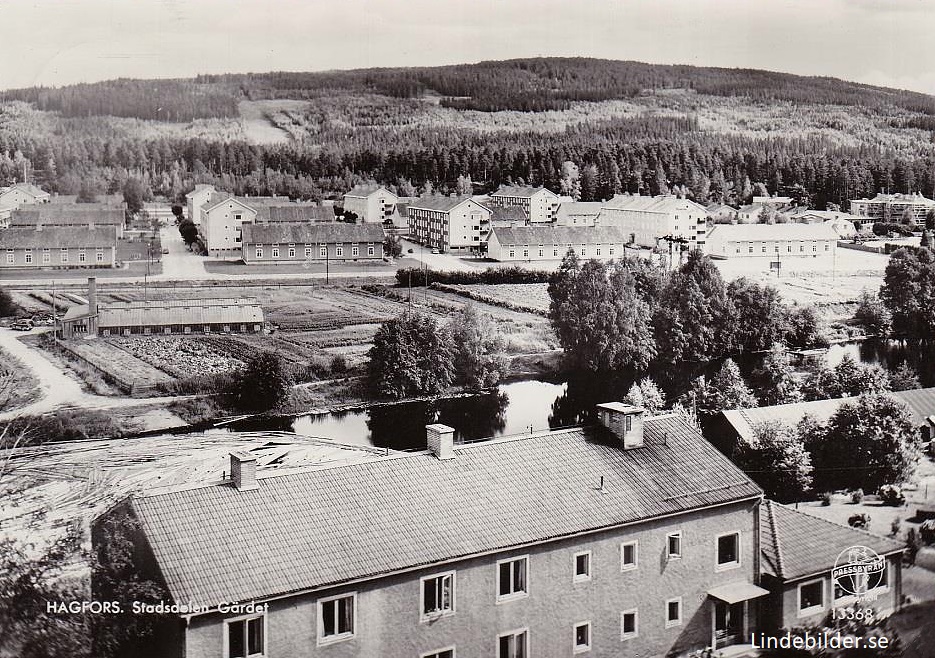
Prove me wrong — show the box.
[222,339,934,451]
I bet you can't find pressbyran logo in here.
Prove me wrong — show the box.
[831,545,885,599]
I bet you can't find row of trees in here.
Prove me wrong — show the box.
[367,306,506,399]
[879,246,935,337]
[548,251,827,376]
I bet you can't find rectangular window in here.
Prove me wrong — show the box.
[24,251,32,264]
[6,250,13,265]
[368,245,375,256]
[305,247,312,258]
[573,551,591,583]
[596,247,601,256]
[352,245,359,257]
[621,609,638,640]
[799,579,824,615]
[787,246,792,252]
[497,556,528,601]
[620,541,638,571]
[320,246,327,258]
[255,248,263,259]
[523,249,529,258]
[336,246,343,257]
[509,249,515,258]
[318,593,355,644]
[422,649,454,658]
[538,249,543,257]
[717,532,740,569]
[498,629,528,658]
[42,250,50,263]
[421,572,455,620]
[553,249,558,257]
[226,615,264,658]
[288,247,296,258]
[666,598,682,628]
[825,243,830,251]
[609,247,614,256]
[574,621,591,653]
[61,248,68,263]
[748,245,754,253]
[667,532,682,559]
[96,250,104,262]
[272,247,279,258]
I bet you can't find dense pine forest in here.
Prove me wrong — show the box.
[2,58,935,207]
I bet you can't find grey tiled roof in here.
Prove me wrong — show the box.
[408,195,477,212]
[12,206,125,226]
[760,501,904,581]
[0,226,116,249]
[256,205,334,223]
[98,298,264,328]
[492,225,627,246]
[490,206,527,223]
[242,222,384,244]
[491,185,557,199]
[127,414,762,609]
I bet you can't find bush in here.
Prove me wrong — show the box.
[330,354,348,375]
[820,491,833,506]
[230,352,295,411]
[872,222,914,237]
[848,513,871,529]
[395,266,551,287]
[850,488,864,504]
[877,484,906,507]
[0,286,18,317]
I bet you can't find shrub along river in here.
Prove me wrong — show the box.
[221,339,934,451]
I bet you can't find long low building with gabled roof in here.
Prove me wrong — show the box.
[487,225,629,261]
[241,222,385,263]
[0,225,117,268]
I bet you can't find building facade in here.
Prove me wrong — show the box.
[705,224,838,260]
[186,184,216,225]
[342,185,399,223]
[0,182,51,208]
[849,192,935,227]
[241,223,385,263]
[0,226,117,269]
[487,185,560,224]
[598,195,709,252]
[92,406,769,658]
[554,201,603,227]
[487,225,628,262]
[407,196,491,252]
[200,194,259,257]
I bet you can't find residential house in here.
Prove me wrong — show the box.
[198,193,290,257]
[705,224,838,260]
[850,192,935,227]
[186,184,216,225]
[342,185,399,223]
[0,182,51,208]
[11,205,126,238]
[91,404,768,658]
[1,226,117,269]
[407,196,491,252]
[759,501,904,630]
[487,225,628,262]
[706,203,738,223]
[241,223,384,263]
[598,195,709,251]
[487,185,560,223]
[554,201,603,227]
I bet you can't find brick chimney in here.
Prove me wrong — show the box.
[87,277,97,315]
[596,403,645,449]
[426,423,455,460]
[230,451,259,491]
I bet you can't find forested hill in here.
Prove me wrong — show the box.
[3,57,935,119]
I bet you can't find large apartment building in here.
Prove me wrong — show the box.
[849,192,935,227]
[407,196,491,252]
[342,184,399,223]
[487,185,561,224]
[93,404,771,658]
[197,192,318,258]
[598,195,709,252]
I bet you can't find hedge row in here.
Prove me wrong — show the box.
[395,266,552,287]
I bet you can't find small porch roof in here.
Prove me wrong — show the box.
[708,582,769,605]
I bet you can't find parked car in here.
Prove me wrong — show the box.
[431,248,439,254]
[407,248,414,253]
[31,314,55,326]
[11,319,34,331]
[162,247,169,254]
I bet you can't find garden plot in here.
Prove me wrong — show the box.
[59,340,175,392]
[108,336,246,378]
[442,283,550,314]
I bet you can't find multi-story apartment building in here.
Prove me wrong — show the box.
[598,195,709,252]
[1,226,117,269]
[849,192,935,227]
[487,225,628,261]
[487,185,560,224]
[92,403,770,658]
[241,223,384,264]
[342,185,398,223]
[705,224,838,261]
[198,193,301,257]
[186,184,216,225]
[407,196,491,252]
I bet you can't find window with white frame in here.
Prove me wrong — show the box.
[620,541,638,571]
[24,250,32,264]
[523,249,529,258]
[320,245,327,257]
[497,629,528,658]
[553,248,559,257]
[305,247,312,258]
[497,556,528,601]
[272,247,280,258]
[421,571,454,620]
[573,551,591,582]
[667,532,682,559]
[6,249,14,264]
[336,246,344,257]
[368,244,374,256]
[96,250,104,262]
[573,621,591,653]
[352,245,359,257]
[665,598,682,627]
[42,249,50,263]
[421,649,454,658]
[621,609,638,640]
[798,578,824,616]
[288,246,296,258]
[609,247,615,256]
[318,593,355,644]
[716,532,740,569]
[61,248,68,263]
[508,249,515,258]
[225,614,264,658]
[255,248,263,259]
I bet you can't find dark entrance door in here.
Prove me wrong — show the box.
[714,601,744,648]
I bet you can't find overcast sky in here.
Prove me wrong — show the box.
[1,0,934,94]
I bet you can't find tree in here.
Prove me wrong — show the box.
[880,246,935,336]
[727,278,787,352]
[396,178,417,197]
[231,352,294,411]
[170,204,183,220]
[696,359,758,413]
[121,176,152,217]
[889,362,921,391]
[784,305,829,348]
[811,393,922,491]
[559,161,581,200]
[750,343,802,405]
[854,289,891,337]
[738,421,813,502]
[447,304,507,390]
[0,286,17,317]
[548,253,656,373]
[455,174,472,195]
[801,355,890,401]
[367,312,455,399]
[383,235,402,258]
[623,377,665,413]
[177,218,198,246]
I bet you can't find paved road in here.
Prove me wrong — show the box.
[0,328,192,421]
[155,225,210,280]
